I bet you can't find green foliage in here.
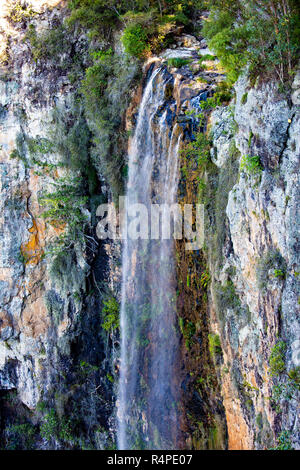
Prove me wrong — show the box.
[288,366,300,385]
[39,174,93,290]
[167,58,190,68]
[27,136,54,156]
[269,341,287,377]
[36,400,47,413]
[270,430,293,450]
[274,268,286,279]
[24,24,69,64]
[208,333,222,359]
[68,0,194,44]
[199,53,216,62]
[50,105,92,175]
[241,92,248,105]
[197,83,233,111]
[248,130,253,148]
[270,360,300,410]
[40,409,59,441]
[9,133,29,166]
[81,49,114,106]
[200,269,211,289]
[178,317,196,350]
[59,418,75,443]
[49,249,86,294]
[8,1,37,23]
[256,412,263,429]
[67,0,122,38]
[256,250,287,290]
[5,423,36,450]
[240,154,263,174]
[106,372,114,383]
[40,409,75,443]
[219,280,241,310]
[80,49,139,201]
[211,81,233,105]
[122,23,150,58]
[39,176,88,240]
[184,132,211,168]
[79,360,98,377]
[202,9,248,83]
[121,9,184,58]
[102,296,120,332]
[202,1,300,85]
[9,148,20,160]
[204,141,240,317]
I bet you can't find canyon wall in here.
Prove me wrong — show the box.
[0,1,117,449]
[0,1,299,450]
[207,73,300,449]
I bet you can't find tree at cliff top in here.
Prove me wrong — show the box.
[68,0,198,42]
[202,0,300,86]
[67,0,201,202]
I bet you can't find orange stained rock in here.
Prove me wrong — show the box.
[226,406,253,449]
[21,218,44,265]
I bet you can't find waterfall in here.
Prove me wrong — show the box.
[117,65,182,450]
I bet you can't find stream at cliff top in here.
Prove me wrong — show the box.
[117,65,183,450]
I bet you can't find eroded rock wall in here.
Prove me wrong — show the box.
[0,0,117,449]
[208,73,300,449]
[0,1,298,451]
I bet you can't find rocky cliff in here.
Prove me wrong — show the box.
[0,0,117,449]
[208,72,300,449]
[0,1,299,450]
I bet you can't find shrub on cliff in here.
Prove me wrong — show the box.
[121,18,151,58]
[269,341,287,376]
[5,423,37,450]
[256,249,287,290]
[80,49,139,201]
[203,0,300,86]
[68,0,196,52]
[101,296,120,332]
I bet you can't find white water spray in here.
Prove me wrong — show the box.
[117,65,182,450]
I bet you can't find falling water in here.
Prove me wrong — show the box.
[117,65,182,450]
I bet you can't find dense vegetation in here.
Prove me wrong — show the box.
[25,0,299,213]
[68,0,198,54]
[202,0,300,86]
[68,0,300,84]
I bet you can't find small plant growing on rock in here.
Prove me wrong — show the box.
[269,341,287,377]
[270,430,293,450]
[274,268,286,279]
[167,58,190,68]
[40,409,59,442]
[178,317,196,350]
[101,296,120,332]
[208,333,222,359]
[256,250,286,291]
[5,423,36,450]
[240,154,263,174]
[8,1,37,24]
[200,269,211,289]
[241,92,248,105]
[79,361,98,378]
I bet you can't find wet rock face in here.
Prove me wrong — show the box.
[209,74,300,449]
